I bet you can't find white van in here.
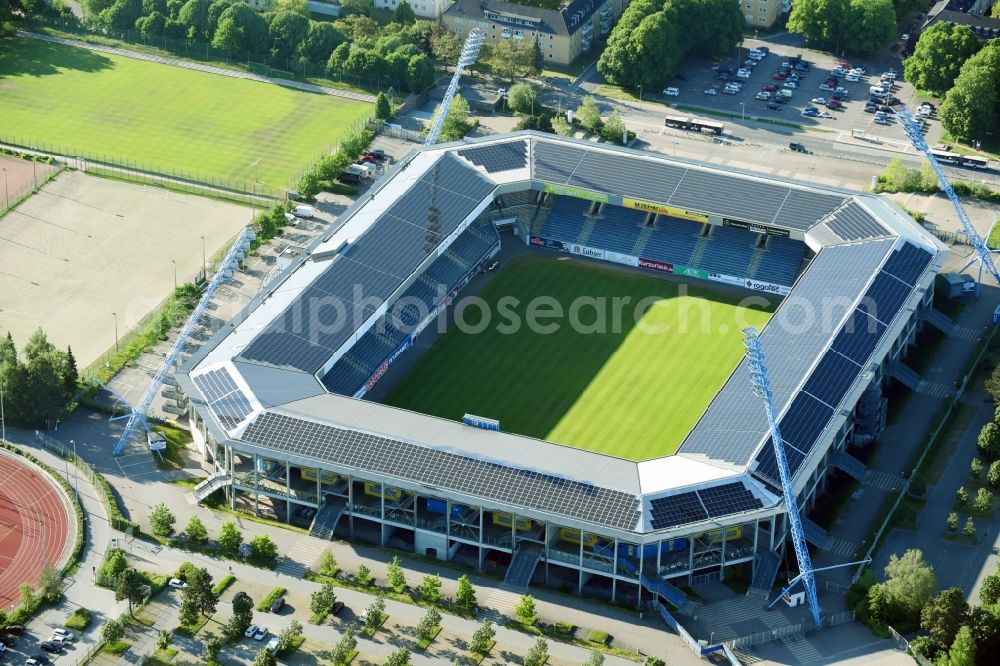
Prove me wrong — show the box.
[354,162,376,178]
[869,86,888,97]
[294,204,316,218]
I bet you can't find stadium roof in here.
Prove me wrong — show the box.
[179,132,945,536]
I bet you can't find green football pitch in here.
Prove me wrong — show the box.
[0,38,372,188]
[382,256,775,461]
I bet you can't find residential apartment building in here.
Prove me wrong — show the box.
[741,0,783,28]
[442,0,627,65]
[375,0,453,19]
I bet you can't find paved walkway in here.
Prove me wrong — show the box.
[16,31,375,103]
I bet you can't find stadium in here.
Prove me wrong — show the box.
[177,132,945,616]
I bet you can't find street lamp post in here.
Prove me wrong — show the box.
[740,101,745,121]
[70,439,78,496]
[201,236,207,281]
[112,312,119,353]
[1,168,7,209]
[171,259,177,290]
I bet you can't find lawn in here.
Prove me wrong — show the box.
[0,38,371,188]
[382,257,774,460]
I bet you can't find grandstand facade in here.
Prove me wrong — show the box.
[178,132,946,612]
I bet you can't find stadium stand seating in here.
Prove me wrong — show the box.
[537,197,805,286]
[321,220,500,396]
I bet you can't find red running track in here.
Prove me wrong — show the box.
[0,453,70,610]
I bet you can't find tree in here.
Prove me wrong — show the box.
[958,485,970,505]
[436,94,472,141]
[975,487,993,512]
[185,516,208,543]
[969,602,1000,660]
[267,10,309,61]
[965,516,977,537]
[277,619,303,653]
[101,548,129,582]
[331,627,357,663]
[364,596,386,632]
[226,589,254,639]
[98,0,144,31]
[972,458,983,478]
[551,115,573,137]
[986,365,1000,403]
[644,659,666,666]
[392,0,414,24]
[940,41,1000,143]
[115,567,146,615]
[185,567,217,616]
[948,625,976,666]
[598,1,683,89]
[149,502,177,536]
[375,91,392,120]
[202,636,222,664]
[250,534,278,560]
[297,170,321,198]
[601,110,626,144]
[301,21,345,65]
[921,587,970,648]
[355,564,374,586]
[981,573,1000,605]
[575,96,602,134]
[419,573,441,603]
[179,594,200,627]
[883,549,936,622]
[177,0,211,40]
[787,0,851,53]
[135,11,166,39]
[310,583,337,617]
[317,549,338,577]
[989,461,1000,488]
[584,651,606,666]
[514,594,537,626]
[406,53,434,91]
[327,41,351,73]
[211,15,241,51]
[416,607,441,640]
[101,617,126,644]
[37,562,63,602]
[525,637,548,666]
[903,23,982,95]
[947,511,958,532]
[430,26,461,64]
[507,82,537,115]
[156,630,172,651]
[211,3,267,53]
[671,0,744,57]
[219,520,242,552]
[487,37,534,82]
[273,0,307,15]
[843,0,895,55]
[456,575,476,611]
[254,648,277,666]
[383,648,410,666]
[470,620,495,654]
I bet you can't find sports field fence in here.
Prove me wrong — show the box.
[0,158,63,218]
[0,133,282,205]
[25,17,409,95]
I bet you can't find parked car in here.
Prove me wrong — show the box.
[27,660,42,666]
[31,656,52,665]
[736,69,751,79]
[703,87,718,95]
[331,601,345,616]
[819,84,835,92]
[0,635,15,647]
[772,72,786,80]
[370,148,386,161]
[820,111,834,118]
[875,116,891,125]
[767,102,781,110]
[827,100,844,109]
[789,142,809,153]
[881,71,897,80]
[864,105,877,113]
[4,627,24,637]
[755,91,771,100]
[266,636,280,652]
[845,74,859,82]
[794,62,810,72]
[663,87,680,96]
[168,578,187,589]
[39,643,60,654]
[832,92,848,101]
[245,624,259,639]
[783,81,797,89]
[801,108,819,117]
[270,596,286,613]
[762,84,778,92]
[254,626,269,641]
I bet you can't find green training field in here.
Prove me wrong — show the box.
[382,257,775,461]
[0,38,371,188]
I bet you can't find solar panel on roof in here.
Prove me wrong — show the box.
[242,412,641,530]
[830,307,887,364]
[862,271,912,325]
[826,202,888,241]
[777,392,833,454]
[458,141,527,173]
[194,367,255,429]
[752,438,807,489]
[648,491,708,530]
[801,350,863,408]
[697,483,764,519]
[881,242,933,286]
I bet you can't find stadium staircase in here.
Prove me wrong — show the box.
[746,249,766,278]
[832,451,871,482]
[504,543,543,588]
[578,216,598,245]
[688,235,711,267]
[800,516,830,550]
[309,496,348,541]
[887,361,922,392]
[193,472,231,503]
[748,551,780,600]
[920,308,955,336]
[606,548,702,616]
[632,227,653,256]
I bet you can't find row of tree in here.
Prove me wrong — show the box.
[0,329,77,428]
[787,0,900,56]
[598,0,744,89]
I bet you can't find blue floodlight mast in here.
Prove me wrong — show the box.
[895,105,999,294]
[425,28,486,146]
[743,327,822,627]
[112,226,256,455]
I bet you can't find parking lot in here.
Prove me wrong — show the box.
[660,37,943,149]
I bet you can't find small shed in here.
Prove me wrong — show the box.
[938,272,974,299]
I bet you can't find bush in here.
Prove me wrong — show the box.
[587,629,610,645]
[989,460,1000,488]
[211,575,236,596]
[964,516,977,537]
[355,564,374,587]
[957,486,969,505]
[514,595,537,626]
[974,487,994,513]
[65,607,93,631]
[219,521,242,552]
[250,534,278,561]
[185,516,208,543]
[149,502,176,536]
[978,422,1000,460]
[256,587,287,612]
[947,512,958,532]
[972,458,983,478]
